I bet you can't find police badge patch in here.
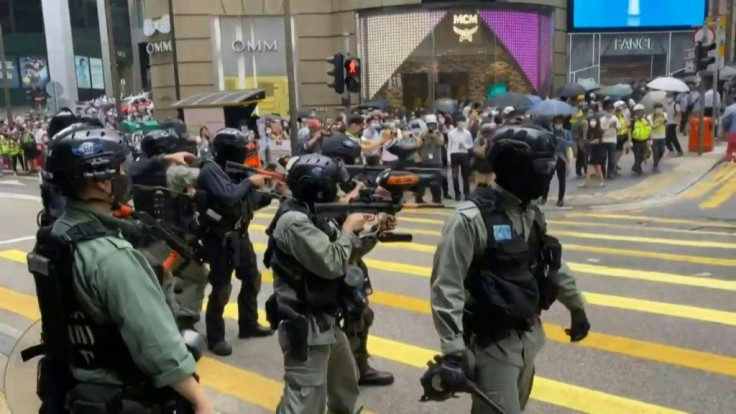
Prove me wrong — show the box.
[492,224,512,241]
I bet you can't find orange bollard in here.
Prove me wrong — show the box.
[689,117,713,153]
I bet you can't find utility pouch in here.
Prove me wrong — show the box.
[37,356,75,414]
[284,315,309,362]
[67,383,125,414]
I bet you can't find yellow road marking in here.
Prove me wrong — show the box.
[564,244,736,267]
[0,283,686,414]
[0,284,380,414]
[681,165,736,200]
[238,305,688,414]
[259,271,736,377]
[547,219,736,237]
[567,262,736,291]
[564,212,736,230]
[606,172,685,201]
[699,171,736,209]
[553,230,736,250]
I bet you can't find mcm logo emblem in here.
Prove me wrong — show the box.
[453,14,479,43]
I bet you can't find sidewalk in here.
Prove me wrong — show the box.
[547,140,726,210]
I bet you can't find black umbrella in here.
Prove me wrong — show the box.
[433,98,458,114]
[555,83,587,98]
[485,92,534,110]
[357,99,390,110]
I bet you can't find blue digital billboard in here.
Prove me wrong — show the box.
[571,0,707,31]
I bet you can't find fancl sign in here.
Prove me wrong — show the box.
[613,37,654,51]
[231,39,278,53]
[146,40,173,55]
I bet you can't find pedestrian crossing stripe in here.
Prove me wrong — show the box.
[699,167,736,209]
[565,212,736,230]
[605,171,687,201]
[0,268,716,414]
[680,163,736,200]
[5,249,734,378]
[256,271,736,378]
[566,262,736,291]
[0,284,687,414]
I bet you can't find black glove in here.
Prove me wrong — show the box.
[566,309,591,342]
[420,352,474,402]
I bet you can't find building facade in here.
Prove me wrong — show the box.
[566,0,723,85]
[144,0,569,121]
[0,0,136,108]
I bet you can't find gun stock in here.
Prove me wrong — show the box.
[113,206,197,263]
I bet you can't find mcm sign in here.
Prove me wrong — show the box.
[143,15,171,37]
[453,14,479,43]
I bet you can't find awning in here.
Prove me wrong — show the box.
[169,89,266,109]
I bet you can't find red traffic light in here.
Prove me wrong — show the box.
[345,58,360,76]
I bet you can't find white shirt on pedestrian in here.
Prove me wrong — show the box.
[447,127,473,155]
[34,128,46,144]
[598,113,621,144]
[665,101,680,125]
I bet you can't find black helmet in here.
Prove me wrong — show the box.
[159,118,189,139]
[320,134,361,165]
[212,128,249,165]
[285,154,348,203]
[140,129,182,157]
[44,128,130,197]
[488,125,557,202]
[47,109,77,139]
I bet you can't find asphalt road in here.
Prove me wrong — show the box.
[0,165,734,414]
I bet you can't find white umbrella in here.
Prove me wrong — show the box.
[647,77,689,93]
[639,90,668,112]
[576,78,599,91]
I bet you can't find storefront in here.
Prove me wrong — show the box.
[569,32,693,85]
[567,0,706,85]
[358,6,554,109]
[144,0,569,120]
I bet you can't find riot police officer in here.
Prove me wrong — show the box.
[30,127,213,413]
[38,109,104,226]
[196,128,272,356]
[320,135,395,386]
[428,125,591,414]
[265,153,393,413]
[130,128,208,330]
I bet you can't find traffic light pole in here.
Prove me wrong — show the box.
[283,0,300,154]
[698,73,705,156]
[0,23,13,129]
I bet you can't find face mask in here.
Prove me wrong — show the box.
[589,120,598,127]
[554,124,563,130]
[457,122,466,129]
[110,172,132,208]
[369,123,378,130]
[655,109,663,114]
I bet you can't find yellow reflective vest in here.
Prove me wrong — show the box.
[631,118,652,141]
[616,114,628,136]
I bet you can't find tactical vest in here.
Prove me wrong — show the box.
[196,160,254,235]
[263,200,344,323]
[463,188,561,344]
[27,224,147,392]
[131,162,196,234]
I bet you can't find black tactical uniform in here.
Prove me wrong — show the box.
[195,128,273,356]
[129,129,207,330]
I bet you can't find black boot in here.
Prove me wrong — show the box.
[239,324,274,339]
[357,356,394,386]
[208,340,232,356]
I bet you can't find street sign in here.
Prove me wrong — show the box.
[693,26,715,44]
